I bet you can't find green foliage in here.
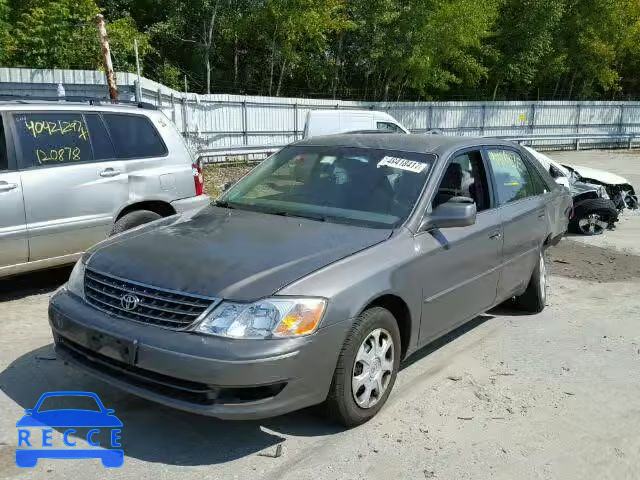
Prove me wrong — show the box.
[3,0,640,100]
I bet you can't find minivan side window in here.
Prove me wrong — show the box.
[85,114,116,160]
[13,113,93,168]
[377,122,403,133]
[487,149,544,205]
[103,114,167,159]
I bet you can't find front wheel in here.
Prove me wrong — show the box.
[325,307,401,428]
[513,249,547,313]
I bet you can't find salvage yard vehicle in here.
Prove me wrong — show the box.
[49,134,572,427]
[0,97,208,279]
[561,163,638,211]
[524,147,619,235]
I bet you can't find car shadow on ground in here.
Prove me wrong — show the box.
[0,267,72,302]
[1,310,507,466]
[0,344,341,466]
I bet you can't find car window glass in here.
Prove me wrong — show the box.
[224,146,434,229]
[103,113,167,159]
[377,122,402,133]
[487,149,542,205]
[37,395,101,412]
[85,113,116,160]
[0,117,7,170]
[434,150,491,211]
[13,113,93,168]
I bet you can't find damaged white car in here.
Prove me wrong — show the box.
[560,164,638,212]
[524,147,620,236]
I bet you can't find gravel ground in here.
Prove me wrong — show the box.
[0,150,639,480]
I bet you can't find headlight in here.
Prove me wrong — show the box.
[196,298,326,339]
[66,259,86,300]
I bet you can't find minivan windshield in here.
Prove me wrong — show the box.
[220,145,435,228]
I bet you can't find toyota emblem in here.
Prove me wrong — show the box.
[120,293,140,311]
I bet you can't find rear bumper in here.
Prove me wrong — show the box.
[170,195,210,213]
[49,290,348,420]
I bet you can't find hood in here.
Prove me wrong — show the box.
[566,164,630,185]
[87,206,391,301]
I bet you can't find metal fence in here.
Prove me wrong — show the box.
[3,67,640,152]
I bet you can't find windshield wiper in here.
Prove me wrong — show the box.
[271,211,328,222]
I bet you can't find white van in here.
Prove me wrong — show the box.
[303,109,409,138]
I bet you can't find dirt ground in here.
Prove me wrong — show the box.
[1,150,639,480]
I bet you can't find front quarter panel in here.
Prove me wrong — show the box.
[277,229,424,357]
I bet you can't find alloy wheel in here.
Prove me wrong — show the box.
[352,328,395,409]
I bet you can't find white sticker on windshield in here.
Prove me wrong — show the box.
[377,156,427,173]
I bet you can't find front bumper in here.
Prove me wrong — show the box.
[170,195,211,213]
[49,289,348,420]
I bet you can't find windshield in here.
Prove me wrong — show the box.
[220,146,435,228]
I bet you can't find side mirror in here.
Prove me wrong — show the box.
[222,181,234,192]
[420,197,477,231]
[555,177,570,189]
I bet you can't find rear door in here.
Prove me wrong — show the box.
[12,111,127,261]
[101,113,178,200]
[485,147,549,299]
[0,114,28,269]
[416,148,502,344]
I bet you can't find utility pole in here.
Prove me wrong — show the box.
[134,38,142,102]
[184,75,188,95]
[95,14,118,101]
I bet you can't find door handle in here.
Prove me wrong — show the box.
[99,168,122,178]
[489,231,502,240]
[537,211,546,220]
[0,182,17,192]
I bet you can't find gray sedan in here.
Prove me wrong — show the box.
[49,134,572,427]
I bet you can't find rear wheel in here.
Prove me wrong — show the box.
[326,307,401,428]
[110,210,162,236]
[513,249,547,313]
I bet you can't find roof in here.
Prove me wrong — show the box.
[293,133,518,156]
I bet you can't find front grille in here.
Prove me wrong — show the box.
[84,269,215,329]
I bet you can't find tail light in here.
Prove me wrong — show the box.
[192,160,204,196]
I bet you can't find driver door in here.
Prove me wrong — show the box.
[415,149,503,345]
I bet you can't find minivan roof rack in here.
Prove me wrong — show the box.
[0,95,157,110]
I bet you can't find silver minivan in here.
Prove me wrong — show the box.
[0,99,209,278]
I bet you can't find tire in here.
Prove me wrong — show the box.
[569,198,618,235]
[513,249,547,313]
[325,307,401,428]
[110,210,162,236]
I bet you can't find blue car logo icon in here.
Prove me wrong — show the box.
[15,391,123,468]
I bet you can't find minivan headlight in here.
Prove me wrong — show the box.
[196,298,326,339]
[66,259,86,300]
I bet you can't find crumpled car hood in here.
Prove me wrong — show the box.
[567,164,630,185]
[86,206,391,301]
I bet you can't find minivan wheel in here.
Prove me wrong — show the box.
[513,249,547,313]
[110,210,162,236]
[325,307,401,428]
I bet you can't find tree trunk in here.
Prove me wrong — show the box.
[234,33,239,87]
[276,58,286,97]
[204,0,220,95]
[268,25,278,96]
[492,80,501,101]
[553,76,561,99]
[332,34,343,99]
[206,58,211,95]
[567,70,577,100]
